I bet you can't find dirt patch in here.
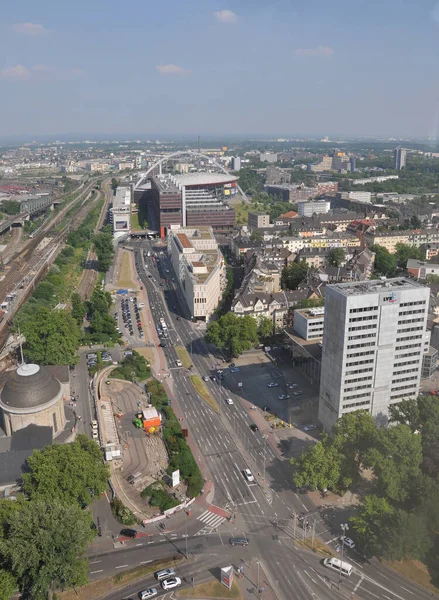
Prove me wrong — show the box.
[178,580,242,599]
[385,559,439,595]
[134,346,155,365]
[117,251,138,290]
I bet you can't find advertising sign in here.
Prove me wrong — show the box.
[221,566,233,590]
[172,469,180,488]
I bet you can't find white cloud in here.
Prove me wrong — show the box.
[13,22,48,35]
[296,46,335,58]
[156,64,190,75]
[214,10,238,24]
[0,65,31,80]
[0,64,84,81]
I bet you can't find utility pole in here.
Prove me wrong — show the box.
[339,523,348,588]
[257,561,260,599]
[312,519,316,548]
[185,517,188,559]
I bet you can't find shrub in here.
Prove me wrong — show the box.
[110,498,137,525]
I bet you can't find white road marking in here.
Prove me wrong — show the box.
[136,543,143,546]
[115,564,128,569]
[90,569,104,574]
[89,560,101,564]
[400,587,414,595]
[352,574,364,594]
[362,589,379,599]
[140,560,153,564]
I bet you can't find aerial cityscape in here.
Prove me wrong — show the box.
[1,2,439,600]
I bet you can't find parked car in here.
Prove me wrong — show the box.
[267,382,279,388]
[249,423,258,432]
[303,424,317,432]
[154,568,176,581]
[341,536,356,549]
[287,383,298,389]
[230,367,240,373]
[138,588,158,599]
[293,391,304,396]
[278,394,290,400]
[161,577,181,590]
[120,528,139,538]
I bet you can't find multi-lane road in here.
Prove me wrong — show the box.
[109,239,436,600]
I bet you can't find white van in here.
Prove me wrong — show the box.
[323,557,353,577]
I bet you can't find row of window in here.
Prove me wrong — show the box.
[395,351,422,359]
[397,326,424,334]
[349,306,378,314]
[391,391,417,400]
[344,384,372,393]
[398,309,425,316]
[344,375,373,385]
[396,334,423,343]
[393,358,420,367]
[194,297,206,303]
[392,367,419,376]
[395,343,422,351]
[397,318,424,325]
[349,315,378,323]
[343,400,371,409]
[392,375,418,385]
[346,350,375,359]
[346,358,374,367]
[348,333,377,342]
[342,391,371,401]
[347,341,376,350]
[348,324,377,332]
[343,367,374,376]
[400,300,426,307]
[391,383,418,392]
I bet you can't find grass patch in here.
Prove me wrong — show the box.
[385,560,439,595]
[175,345,192,369]
[135,346,155,365]
[57,558,183,600]
[296,537,334,557]
[117,251,138,290]
[178,580,242,598]
[190,375,219,413]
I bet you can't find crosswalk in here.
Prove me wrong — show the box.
[194,509,227,535]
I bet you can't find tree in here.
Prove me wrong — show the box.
[388,398,420,432]
[328,248,345,267]
[350,495,395,556]
[292,437,342,491]
[410,215,422,229]
[381,509,432,561]
[205,313,258,357]
[111,178,119,195]
[71,292,86,325]
[93,231,114,273]
[19,306,80,365]
[0,500,94,600]
[257,316,273,339]
[250,229,264,242]
[366,425,423,503]
[22,435,109,507]
[372,244,397,276]
[426,274,439,285]
[394,243,421,269]
[0,201,21,216]
[282,261,308,290]
[0,570,17,600]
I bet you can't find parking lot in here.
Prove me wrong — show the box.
[219,348,320,442]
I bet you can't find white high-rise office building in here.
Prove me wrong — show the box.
[318,278,429,433]
[394,146,406,170]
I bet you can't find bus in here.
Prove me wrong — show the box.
[323,558,353,577]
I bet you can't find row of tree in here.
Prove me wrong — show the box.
[292,398,439,564]
[205,312,272,357]
[0,436,109,599]
[372,242,424,276]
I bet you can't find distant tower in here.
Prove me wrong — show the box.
[350,157,356,172]
[394,146,406,170]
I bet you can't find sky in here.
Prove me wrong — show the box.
[2,0,439,138]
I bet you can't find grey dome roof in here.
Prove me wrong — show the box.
[1,364,61,409]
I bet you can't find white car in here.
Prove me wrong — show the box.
[287,383,298,389]
[267,382,279,388]
[303,424,316,432]
[226,398,234,405]
[341,536,355,549]
[139,588,158,599]
[202,375,209,382]
[176,360,182,367]
[243,468,254,482]
[161,577,181,590]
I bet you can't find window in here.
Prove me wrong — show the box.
[347,341,376,350]
[344,384,372,392]
[349,315,378,323]
[343,400,371,409]
[349,306,378,314]
[395,343,422,351]
[397,318,424,325]
[348,324,377,332]
[52,412,58,433]
[392,375,418,384]
[398,309,425,316]
[342,392,371,401]
[345,358,374,367]
[347,350,375,358]
[400,300,426,307]
[396,326,424,334]
[348,333,377,341]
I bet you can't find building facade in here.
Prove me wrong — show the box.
[248,212,270,228]
[394,147,407,170]
[318,278,429,433]
[294,307,325,340]
[298,201,331,217]
[110,186,132,240]
[167,226,225,320]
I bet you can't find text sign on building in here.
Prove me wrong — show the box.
[221,566,234,590]
[172,469,180,488]
[380,291,399,305]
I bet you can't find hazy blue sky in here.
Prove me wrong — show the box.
[2,0,439,138]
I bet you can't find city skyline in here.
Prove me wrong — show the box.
[1,0,439,138]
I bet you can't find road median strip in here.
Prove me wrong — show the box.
[190,375,219,413]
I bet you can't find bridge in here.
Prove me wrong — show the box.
[0,195,59,235]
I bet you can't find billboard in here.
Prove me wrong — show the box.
[172,469,180,487]
[221,566,233,590]
[115,220,128,230]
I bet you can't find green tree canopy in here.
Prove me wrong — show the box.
[22,435,109,507]
[205,313,259,357]
[71,292,87,325]
[0,569,17,600]
[394,242,422,269]
[372,244,397,276]
[257,316,273,339]
[0,500,94,600]
[19,306,80,365]
[292,436,342,491]
[350,495,395,556]
[282,261,308,290]
[328,248,345,267]
[93,231,114,272]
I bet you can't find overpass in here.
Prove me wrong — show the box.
[0,195,59,235]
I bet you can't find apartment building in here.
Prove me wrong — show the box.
[248,212,270,229]
[110,186,132,240]
[318,278,429,433]
[282,233,361,253]
[297,201,331,217]
[406,260,439,279]
[366,229,439,253]
[167,226,225,321]
[294,307,325,340]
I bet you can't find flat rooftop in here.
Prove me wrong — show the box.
[330,277,427,297]
[295,307,325,320]
[176,233,193,249]
[173,173,238,187]
[154,176,180,193]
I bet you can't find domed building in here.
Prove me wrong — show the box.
[0,364,67,437]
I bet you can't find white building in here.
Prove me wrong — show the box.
[319,278,429,433]
[260,153,277,163]
[110,186,132,240]
[298,201,331,217]
[294,307,325,340]
[346,191,372,203]
[231,157,241,171]
[167,226,225,321]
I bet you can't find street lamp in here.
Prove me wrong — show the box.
[339,523,349,588]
